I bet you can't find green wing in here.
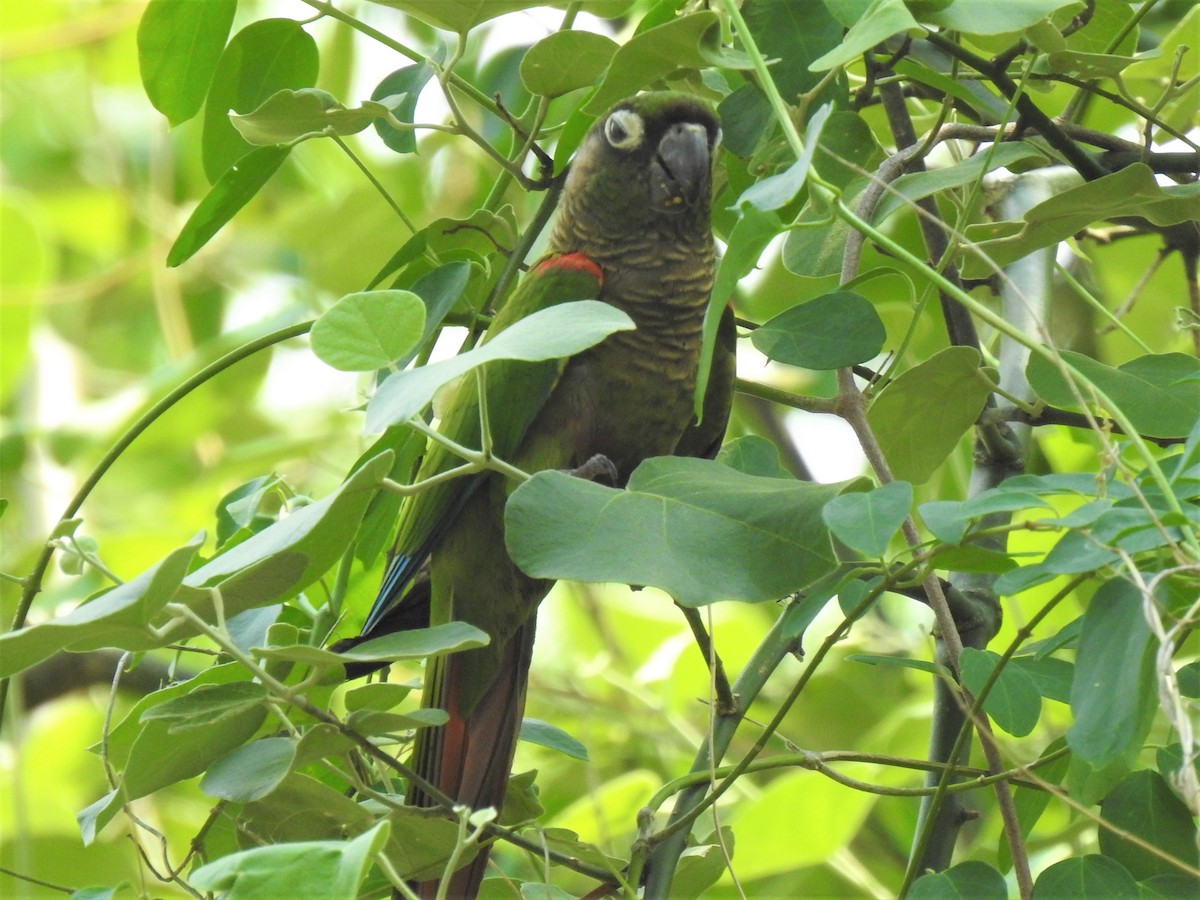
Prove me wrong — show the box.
[359,254,603,634]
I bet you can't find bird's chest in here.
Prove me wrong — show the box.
[549,328,702,479]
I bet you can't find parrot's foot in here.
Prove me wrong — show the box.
[568,453,620,486]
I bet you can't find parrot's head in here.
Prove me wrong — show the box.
[557,92,721,244]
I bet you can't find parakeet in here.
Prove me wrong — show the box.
[342,91,728,897]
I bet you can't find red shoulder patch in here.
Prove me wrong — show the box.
[534,252,604,285]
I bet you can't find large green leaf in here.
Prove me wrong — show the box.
[520,31,617,98]
[811,0,922,72]
[751,290,886,370]
[1067,578,1156,767]
[371,63,435,154]
[191,820,391,900]
[506,456,854,606]
[1027,351,1200,439]
[137,0,236,126]
[965,166,1200,275]
[1032,855,1138,898]
[200,736,297,802]
[868,346,994,483]
[960,648,1042,737]
[202,19,318,182]
[910,860,1008,899]
[365,0,632,33]
[923,0,1084,35]
[584,12,720,114]
[1098,770,1200,879]
[364,301,633,431]
[310,290,426,371]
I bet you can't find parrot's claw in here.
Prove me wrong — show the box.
[567,453,620,486]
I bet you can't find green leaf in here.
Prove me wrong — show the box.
[343,681,415,712]
[874,142,1047,222]
[520,718,589,761]
[310,290,426,371]
[751,290,887,370]
[1032,855,1138,899]
[868,346,993,484]
[1027,351,1200,439]
[782,200,859,278]
[260,622,489,669]
[520,31,617,97]
[671,829,733,897]
[202,18,318,182]
[846,654,951,678]
[0,536,205,678]
[191,820,390,900]
[822,480,911,557]
[965,166,1200,275]
[230,88,395,145]
[364,301,634,431]
[716,435,793,479]
[345,708,449,736]
[910,859,1008,899]
[137,0,236,126]
[506,457,855,606]
[168,146,290,267]
[585,12,720,114]
[735,104,830,211]
[139,682,269,732]
[1068,578,1156,768]
[742,0,847,101]
[201,736,297,802]
[364,0,576,33]
[960,648,1041,737]
[80,688,268,843]
[811,0,922,71]
[1099,770,1200,879]
[182,453,392,622]
[372,63,435,154]
[923,0,1084,35]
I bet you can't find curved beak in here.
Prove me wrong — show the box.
[650,122,712,212]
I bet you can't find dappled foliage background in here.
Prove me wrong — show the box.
[2,1,1198,898]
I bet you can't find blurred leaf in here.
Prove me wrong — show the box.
[1068,578,1156,768]
[168,146,290,267]
[372,63,435,153]
[520,718,589,761]
[521,31,617,97]
[202,18,318,182]
[201,736,297,802]
[191,820,390,900]
[343,681,415,712]
[960,648,1041,737]
[1032,855,1138,898]
[1027,351,1200,439]
[751,290,886,369]
[138,0,236,126]
[822,479,911,557]
[1099,770,1200,879]
[310,290,426,371]
[507,457,853,606]
[230,88,395,145]
[868,347,993,484]
[846,654,950,678]
[365,302,633,431]
[910,860,1007,898]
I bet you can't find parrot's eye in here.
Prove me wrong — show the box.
[604,109,643,150]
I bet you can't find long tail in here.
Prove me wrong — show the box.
[409,620,537,898]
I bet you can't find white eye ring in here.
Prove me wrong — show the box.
[604,109,644,150]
